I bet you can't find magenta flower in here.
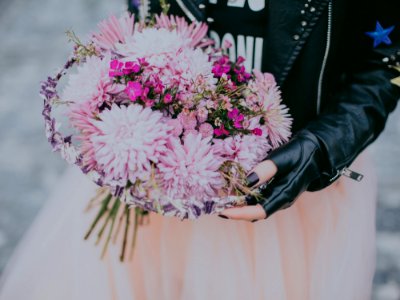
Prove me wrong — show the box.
[123,61,141,74]
[227,108,245,129]
[236,56,245,64]
[109,60,124,77]
[125,81,143,102]
[163,93,173,104]
[214,124,229,137]
[212,55,231,77]
[252,128,263,136]
[234,65,251,83]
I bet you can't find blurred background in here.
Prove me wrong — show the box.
[0,0,399,299]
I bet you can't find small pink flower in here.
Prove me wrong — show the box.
[199,123,214,138]
[223,40,233,49]
[227,108,239,120]
[138,57,149,67]
[212,55,231,77]
[178,111,197,130]
[214,124,230,137]
[227,108,244,129]
[196,107,208,123]
[166,119,183,137]
[252,128,263,136]
[236,56,245,64]
[123,61,141,74]
[109,59,124,77]
[163,93,173,104]
[125,81,143,102]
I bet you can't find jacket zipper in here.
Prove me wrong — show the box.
[316,1,333,115]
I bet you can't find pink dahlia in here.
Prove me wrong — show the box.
[89,104,172,186]
[62,55,124,111]
[91,12,136,51]
[213,135,272,172]
[157,133,224,199]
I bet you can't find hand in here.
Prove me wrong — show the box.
[218,160,277,222]
[219,130,324,221]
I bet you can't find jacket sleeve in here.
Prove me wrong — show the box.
[305,0,400,190]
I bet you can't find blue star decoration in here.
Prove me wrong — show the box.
[365,21,395,48]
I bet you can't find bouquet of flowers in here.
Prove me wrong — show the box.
[40,10,292,260]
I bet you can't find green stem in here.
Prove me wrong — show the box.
[100,199,121,259]
[96,198,120,245]
[129,207,141,260]
[120,206,131,262]
[84,194,112,240]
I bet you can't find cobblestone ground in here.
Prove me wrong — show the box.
[0,0,399,299]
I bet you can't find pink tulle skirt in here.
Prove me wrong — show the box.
[0,151,377,300]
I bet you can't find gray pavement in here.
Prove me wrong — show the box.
[0,0,399,299]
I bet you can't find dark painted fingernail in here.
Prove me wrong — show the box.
[246,172,259,188]
[245,195,258,206]
[251,219,258,223]
[218,214,229,219]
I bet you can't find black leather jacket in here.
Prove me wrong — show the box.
[129,0,400,191]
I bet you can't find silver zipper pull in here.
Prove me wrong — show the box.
[341,168,364,182]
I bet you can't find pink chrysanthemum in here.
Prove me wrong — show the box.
[62,55,124,111]
[250,70,293,148]
[89,104,172,186]
[91,12,136,51]
[166,119,183,137]
[262,103,292,149]
[157,133,224,199]
[213,135,271,172]
[154,14,212,48]
[68,101,101,171]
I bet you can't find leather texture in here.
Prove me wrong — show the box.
[131,0,400,217]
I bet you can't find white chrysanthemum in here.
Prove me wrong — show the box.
[62,55,123,109]
[178,48,216,85]
[89,104,172,186]
[116,28,186,61]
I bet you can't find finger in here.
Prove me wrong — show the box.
[219,204,266,221]
[246,159,278,188]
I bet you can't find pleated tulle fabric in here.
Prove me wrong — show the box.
[0,151,377,300]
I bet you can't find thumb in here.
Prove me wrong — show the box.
[246,160,278,188]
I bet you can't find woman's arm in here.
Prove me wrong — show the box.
[221,0,400,221]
